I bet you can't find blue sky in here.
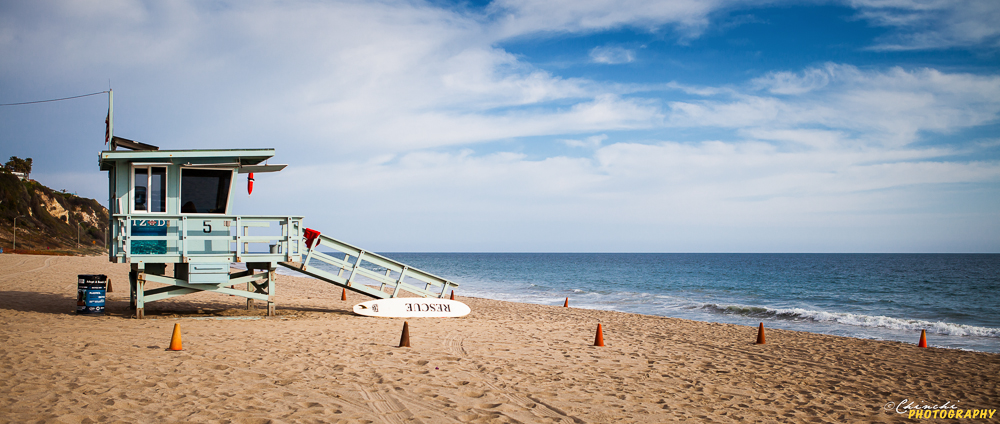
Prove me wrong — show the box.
[1,0,998,252]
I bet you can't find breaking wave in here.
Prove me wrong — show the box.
[702,304,1000,338]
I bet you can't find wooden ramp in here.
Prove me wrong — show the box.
[279,230,457,299]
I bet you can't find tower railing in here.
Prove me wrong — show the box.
[110,214,304,264]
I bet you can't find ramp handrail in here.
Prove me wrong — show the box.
[289,231,457,299]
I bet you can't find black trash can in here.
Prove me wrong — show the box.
[77,274,107,315]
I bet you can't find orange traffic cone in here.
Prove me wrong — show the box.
[563,297,569,308]
[450,291,455,300]
[594,323,605,347]
[918,329,927,348]
[169,323,183,351]
[398,321,411,348]
[341,288,347,301]
[755,322,766,345]
[107,278,113,293]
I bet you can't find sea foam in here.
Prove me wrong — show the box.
[703,303,1000,337]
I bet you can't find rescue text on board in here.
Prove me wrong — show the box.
[405,303,452,313]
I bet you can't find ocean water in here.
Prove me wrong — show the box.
[298,253,1000,353]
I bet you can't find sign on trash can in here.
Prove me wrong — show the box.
[76,274,107,315]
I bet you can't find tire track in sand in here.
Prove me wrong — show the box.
[446,333,582,424]
[481,378,583,424]
[443,331,467,358]
[2,256,56,284]
[354,383,420,424]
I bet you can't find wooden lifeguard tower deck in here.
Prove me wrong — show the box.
[100,142,457,318]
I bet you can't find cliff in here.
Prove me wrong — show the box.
[0,172,108,254]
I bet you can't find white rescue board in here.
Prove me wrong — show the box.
[353,298,471,318]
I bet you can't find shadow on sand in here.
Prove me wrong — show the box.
[0,290,357,319]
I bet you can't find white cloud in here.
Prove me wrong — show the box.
[486,0,1000,51]
[0,0,675,157]
[302,94,661,154]
[849,0,1000,50]
[752,66,836,95]
[673,64,1000,147]
[3,1,999,252]
[561,134,608,148]
[590,46,636,64]
[487,0,725,40]
[255,133,999,251]
[244,56,1000,249]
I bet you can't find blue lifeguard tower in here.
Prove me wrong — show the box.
[100,137,457,319]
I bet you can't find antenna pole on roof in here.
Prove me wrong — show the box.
[108,89,115,151]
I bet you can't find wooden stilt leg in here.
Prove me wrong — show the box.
[135,275,145,320]
[129,270,137,311]
[246,281,255,310]
[246,264,254,310]
[267,269,275,316]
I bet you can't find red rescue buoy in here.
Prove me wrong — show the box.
[247,172,254,196]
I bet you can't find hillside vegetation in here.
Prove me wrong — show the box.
[0,172,108,254]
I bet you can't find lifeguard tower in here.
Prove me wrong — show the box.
[100,138,458,319]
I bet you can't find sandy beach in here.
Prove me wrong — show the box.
[1,254,997,423]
